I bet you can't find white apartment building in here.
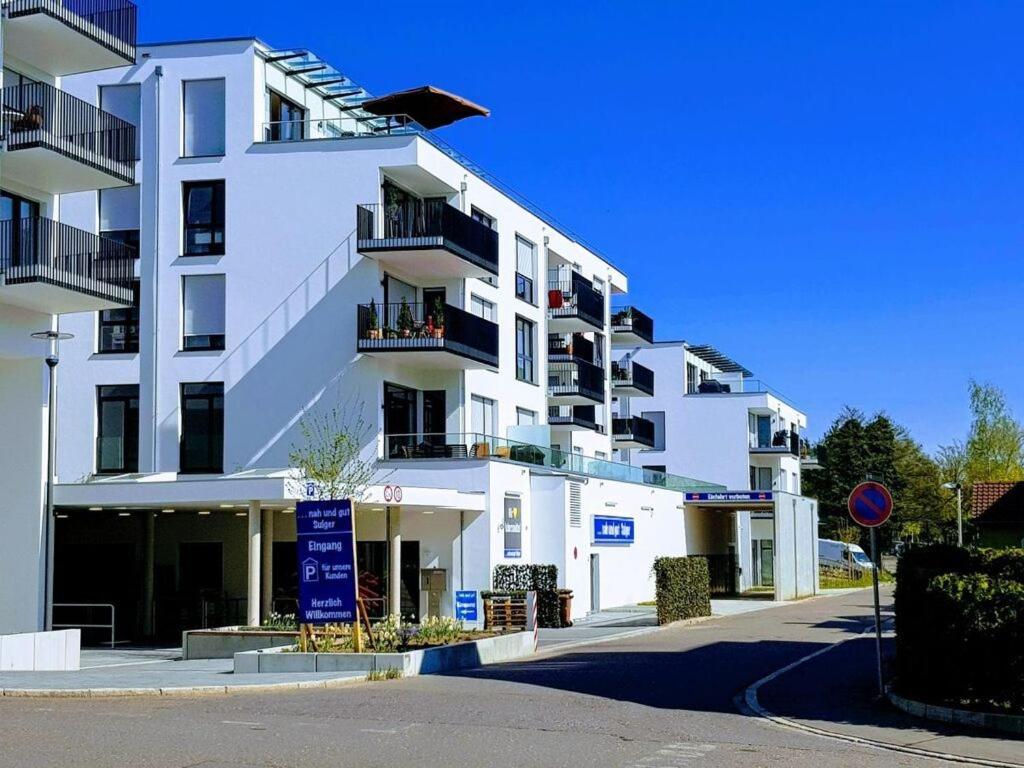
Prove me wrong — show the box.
[0,0,138,635]
[628,341,819,599]
[16,36,749,644]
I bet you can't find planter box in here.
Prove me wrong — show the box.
[182,626,298,660]
[0,629,80,671]
[234,631,534,675]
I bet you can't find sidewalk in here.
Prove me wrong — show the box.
[754,626,1024,766]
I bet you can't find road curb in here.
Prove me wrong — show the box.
[0,674,365,699]
[887,690,1024,737]
[740,624,1024,768]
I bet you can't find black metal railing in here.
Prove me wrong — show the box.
[1,216,135,304]
[702,554,740,596]
[613,415,656,447]
[548,332,595,365]
[357,301,499,367]
[547,270,604,330]
[548,405,601,432]
[611,305,654,344]
[1,81,136,184]
[2,0,138,62]
[548,359,605,403]
[356,201,499,276]
[611,360,655,395]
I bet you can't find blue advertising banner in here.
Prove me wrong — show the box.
[295,499,357,624]
[592,515,635,544]
[454,590,478,622]
[684,491,774,503]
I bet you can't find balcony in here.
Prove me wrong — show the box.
[0,215,135,312]
[548,332,595,365]
[611,360,655,397]
[612,416,656,449]
[610,306,654,347]
[749,429,801,457]
[548,359,605,405]
[547,270,604,332]
[548,405,604,433]
[356,300,498,369]
[356,200,498,279]
[1,82,136,193]
[1,0,137,75]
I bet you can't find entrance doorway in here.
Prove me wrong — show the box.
[356,540,421,621]
[590,553,600,611]
[752,539,775,587]
[384,382,417,456]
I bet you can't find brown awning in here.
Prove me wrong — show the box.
[359,85,490,129]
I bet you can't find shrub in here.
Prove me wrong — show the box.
[416,615,464,646]
[653,556,711,624]
[371,614,406,653]
[492,565,561,627]
[260,612,297,631]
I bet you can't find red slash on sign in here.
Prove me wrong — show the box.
[847,481,893,527]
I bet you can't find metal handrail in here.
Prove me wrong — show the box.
[52,602,115,648]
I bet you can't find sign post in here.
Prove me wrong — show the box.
[847,480,894,698]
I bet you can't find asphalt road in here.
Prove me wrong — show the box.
[0,589,966,768]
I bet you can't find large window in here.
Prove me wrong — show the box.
[180,382,224,474]
[686,362,699,394]
[98,280,140,353]
[99,185,140,256]
[471,394,497,438]
[515,316,535,384]
[516,407,537,426]
[182,79,226,157]
[0,190,40,267]
[515,235,536,304]
[750,465,773,491]
[182,180,225,255]
[182,274,225,351]
[100,83,141,157]
[641,410,666,450]
[470,294,496,322]
[264,89,305,141]
[96,385,139,474]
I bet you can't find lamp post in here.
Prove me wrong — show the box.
[942,481,963,547]
[31,329,74,631]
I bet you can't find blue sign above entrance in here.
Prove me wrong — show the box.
[454,590,478,622]
[592,515,635,544]
[295,499,357,624]
[685,491,774,503]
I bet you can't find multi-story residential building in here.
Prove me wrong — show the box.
[630,341,818,598]
[0,0,138,634]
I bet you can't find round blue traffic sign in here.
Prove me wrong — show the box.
[847,481,893,527]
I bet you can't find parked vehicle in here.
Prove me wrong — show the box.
[818,538,875,572]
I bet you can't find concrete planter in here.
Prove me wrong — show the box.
[182,627,298,660]
[234,631,535,675]
[888,689,1024,736]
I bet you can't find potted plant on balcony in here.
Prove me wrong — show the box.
[432,297,445,339]
[367,299,381,340]
[398,298,414,338]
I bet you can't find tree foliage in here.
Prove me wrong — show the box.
[964,380,1024,485]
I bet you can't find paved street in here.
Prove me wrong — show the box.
[0,589,1014,768]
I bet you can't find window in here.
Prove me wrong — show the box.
[471,207,495,229]
[515,316,535,383]
[182,79,226,157]
[515,235,536,304]
[180,382,224,473]
[182,180,225,255]
[595,451,607,460]
[641,410,666,450]
[99,83,140,157]
[99,185,140,256]
[516,407,537,426]
[98,280,140,353]
[471,395,497,439]
[96,385,139,474]
[182,274,225,351]
[470,294,496,322]
[686,362,699,394]
[643,464,667,474]
[264,89,305,141]
[1,191,40,266]
[750,466,773,491]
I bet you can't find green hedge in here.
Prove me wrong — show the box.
[653,556,711,625]
[492,564,561,627]
[895,544,1024,710]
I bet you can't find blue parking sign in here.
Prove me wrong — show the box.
[295,499,357,624]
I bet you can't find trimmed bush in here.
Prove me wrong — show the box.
[492,564,561,627]
[654,556,711,625]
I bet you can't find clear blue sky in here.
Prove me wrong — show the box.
[139,1,1024,452]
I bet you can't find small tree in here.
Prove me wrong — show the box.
[289,397,387,501]
[397,298,414,336]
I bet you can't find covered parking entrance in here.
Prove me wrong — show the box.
[683,490,819,601]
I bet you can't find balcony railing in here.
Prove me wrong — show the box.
[611,305,654,345]
[548,332,595,365]
[548,359,605,403]
[613,416,656,448]
[260,113,420,143]
[357,300,499,368]
[547,270,604,330]
[1,216,135,304]
[749,429,801,456]
[382,432,722,492]
[1,81,136,184]
[2,0,138,65]
[611,360,655,396]
[548,405,603,433]
[356,200,499,276]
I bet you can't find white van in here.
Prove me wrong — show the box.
[818,538,875,572]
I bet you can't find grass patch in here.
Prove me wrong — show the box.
[366,668,402,682]
[820,570,894,590]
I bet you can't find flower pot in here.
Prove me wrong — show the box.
[434,327,444,339]
[402,330,411,338]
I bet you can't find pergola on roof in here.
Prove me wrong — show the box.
[686,344,754,377]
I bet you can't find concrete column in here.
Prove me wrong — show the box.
[247,501,261,627]
[142,512,155,637]
[260,509,274,621]
[388,506,401,618]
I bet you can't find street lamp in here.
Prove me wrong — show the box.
[31,329,74,631]
[942,481,963,547]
